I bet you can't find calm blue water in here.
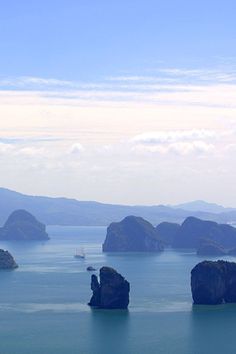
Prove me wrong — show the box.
[0,226,236,354]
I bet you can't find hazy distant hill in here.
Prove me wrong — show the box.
[0,188,235,226]
[173,200,235,214]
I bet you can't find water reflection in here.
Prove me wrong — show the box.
[190,303,236,353]
[88,309,130,354]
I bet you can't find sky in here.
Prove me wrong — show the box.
[0,0,236,205]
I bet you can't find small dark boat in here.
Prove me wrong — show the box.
[87,266,96,271]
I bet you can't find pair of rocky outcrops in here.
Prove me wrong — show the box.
[103,215,236,254]
[89,260,236,309]
[89,260,236,308]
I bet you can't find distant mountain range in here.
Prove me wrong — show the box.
[0,188,236,226]
[173,200,235,214]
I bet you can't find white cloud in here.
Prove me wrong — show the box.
[14,147,46,157]
[68,143,84,155]
[129,129,219,156]
[131,140,214,156]
[0,76,75,89]
[158,68,236,83]
[0,68,236,204]
[130,130,218,145]
[0,142,14,154]
[0,143,48,159]
[167,141,214,155]
[108,67,236,84]
[1,70,236,113]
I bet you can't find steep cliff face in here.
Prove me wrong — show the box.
[103,216,163,252]
[173,217,236,249]
[0,249,18,269]
[0,210,49,241]
[224,262,236,303]
[88,267,130,309]
[89,274,101,307]
[191,260,236,304]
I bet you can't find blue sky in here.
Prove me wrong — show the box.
[0,1,236,205]
[0,0,236,81]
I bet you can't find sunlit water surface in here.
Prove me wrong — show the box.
[0,226,236,354]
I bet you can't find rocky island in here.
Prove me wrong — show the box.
[0,249,18,269]
[88,267,130,309]
[102,214,236,254]
[191,260,236,304]
[103,216,164,252]
[172,217,236,249]
[0,209,49,241]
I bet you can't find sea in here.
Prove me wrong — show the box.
[0,225,236,354]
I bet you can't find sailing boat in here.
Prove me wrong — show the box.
[74,247,85,259]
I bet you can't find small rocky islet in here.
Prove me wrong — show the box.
[88,266,130,309]
[0,249,18,269]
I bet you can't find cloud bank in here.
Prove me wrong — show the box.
[0,66,236,205]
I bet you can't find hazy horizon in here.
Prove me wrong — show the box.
[0,1,236,206]
[1,186,235,210]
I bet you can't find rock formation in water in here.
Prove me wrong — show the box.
[191,260,236,304]
[172,217,236,249]
[197,240,227,256]
[0,249,18,269]
[156,221,180,246]
[88,266,130,309]
[102,216,164,252]
[0,209,49,241]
